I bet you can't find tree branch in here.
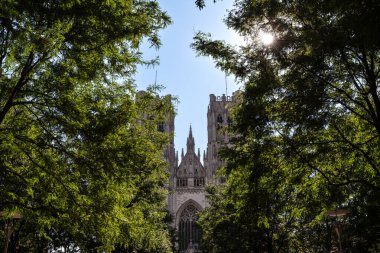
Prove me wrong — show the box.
[0,52,35,125]
[332,124,380,176]
[360,49,380,135]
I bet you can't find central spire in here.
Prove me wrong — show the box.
[186,125,195,152]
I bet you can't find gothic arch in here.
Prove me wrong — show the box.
[175,199,203,228]
[176,200,203,252]
[216,114,223,123]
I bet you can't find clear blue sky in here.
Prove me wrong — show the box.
[136,1,241,161]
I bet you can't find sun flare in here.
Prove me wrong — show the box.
[259,31,274,45]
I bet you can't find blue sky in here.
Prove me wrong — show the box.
[136,1,241,161]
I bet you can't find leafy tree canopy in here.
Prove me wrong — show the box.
[193,0,380,252]
[0,0,173,252]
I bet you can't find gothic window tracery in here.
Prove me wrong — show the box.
[180,205,198,222]
[177,178,188,187]
[178,204,202,252]
[194,177,205,187]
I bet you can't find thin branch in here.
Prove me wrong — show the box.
[297,61,375,121]
[11,101,44,106]
[332,124,380,176]
[23,103,75,158]
[0,165,28,185]
[339,48,365,92]
[274,127,379,189]
[330,98,373,125]
[0,53,34,125]
[360,49,380,134]
[328,81,374,118]
[19,146,86,209]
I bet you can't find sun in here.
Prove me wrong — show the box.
[259,31,274,45]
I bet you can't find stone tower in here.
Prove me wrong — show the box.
[159,95,177,180]
[136,91,177,177]
[204,94,233,183]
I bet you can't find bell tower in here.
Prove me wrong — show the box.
[204,94,233,182]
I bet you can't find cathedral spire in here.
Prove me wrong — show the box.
[186,125,195,152]
[176,151,179,167]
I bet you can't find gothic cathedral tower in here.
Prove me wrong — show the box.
[204,94,233,183]
[167,93,235,253]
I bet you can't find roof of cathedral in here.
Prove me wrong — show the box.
[176,126,206,178]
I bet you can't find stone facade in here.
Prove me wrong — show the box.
[165,94,234,253]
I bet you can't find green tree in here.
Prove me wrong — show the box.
[0,0,173,252]
[193,0,380,252]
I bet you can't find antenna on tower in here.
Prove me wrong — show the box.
[225,73,228,96]
[154,70,158,86]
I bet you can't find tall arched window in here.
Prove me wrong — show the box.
[178,204,202,252]
[217,114,223,124]
[216,114,223,130]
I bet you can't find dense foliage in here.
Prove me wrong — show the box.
[0,0,173,252]
[193,0,380,252]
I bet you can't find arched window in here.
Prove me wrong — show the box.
[194,177,205,187]
[157,122,165,132]
[216,114,223,130]
[177,178,188,188]
[217,114,223,123]
[178,204,202,252]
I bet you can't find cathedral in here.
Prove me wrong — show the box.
[163,94,234,253]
